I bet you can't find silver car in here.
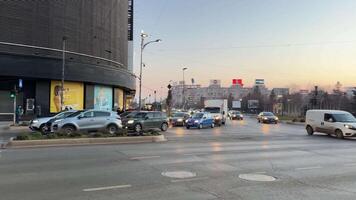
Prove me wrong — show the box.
[29,110,76,133]
[51,110,122,135]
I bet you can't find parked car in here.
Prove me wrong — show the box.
[170,112,190,126]
[229,110,243,120]
[305,110,356,139]
[51,110,122,135]
[185,112,215,129]
[122,111,169,133]
[29,110,76,133]
[257,112,279,124]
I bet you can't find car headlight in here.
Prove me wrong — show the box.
[54,119,62,123]
[177,118,183,122]
[32,120,39,123]
[194,120,199,123]
[215,116,220,120]
[127,120,134,124]
[185,119,189,123]
[263,117,268,120]
[240,115,243,117]
[345,124,355,129]
[275,117,279,120]
[232,115,236,117]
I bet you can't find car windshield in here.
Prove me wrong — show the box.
[263,112,274,116]
[332,114,356,123]
[192,113,204,119]
[133,112,147,118]
[65,111,84,118]
[232,111,241,114]
[121,111,137,118]
[205,107,220,113]
[172,113,185,117]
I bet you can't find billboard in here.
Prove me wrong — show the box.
[114,88,124,111]
[50,81,84,113]
[232,100,241,109]
[248,100,259,109]
[255,79,265,85]
[233,79,244,87]
[94,85,113,111]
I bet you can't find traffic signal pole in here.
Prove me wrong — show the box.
[13,85,16,125]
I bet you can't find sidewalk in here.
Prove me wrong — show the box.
[1,122,31,147]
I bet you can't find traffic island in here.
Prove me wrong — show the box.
[6,133,167,148]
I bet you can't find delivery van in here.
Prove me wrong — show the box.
[305,110,356,139]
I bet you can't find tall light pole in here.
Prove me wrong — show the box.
[138,31,161,111]
[182,67,188,110]
[61,36,67,111]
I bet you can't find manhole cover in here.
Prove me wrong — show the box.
[161,171,197,179]
[238,174,276,182]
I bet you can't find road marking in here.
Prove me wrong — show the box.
[130,155,160,160]
[344,163,356,167]
[183,153,210,156]
[253,171,267,174]
[171,177,209,183]
[83,184,131,192]
[295,166,322,171]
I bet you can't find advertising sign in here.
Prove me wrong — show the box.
[255,79,264,85]
[232,100,241,109]
[94,85,113,111]
[50,81,84,113]
[247,100,259,109]
[114,88,124,111]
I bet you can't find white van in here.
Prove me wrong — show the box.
[305,110,356,139]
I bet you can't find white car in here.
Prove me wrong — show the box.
[29,110,76,133]
[305,110,356,139]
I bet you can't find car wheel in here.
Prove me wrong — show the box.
[211,123,214,128]
[258,120,260,123]
[161,123,168,131]
[335,129,344,139]
[62,125,75,135]
[107,124,118,134]
[306,126,314,135]
[198,124,203,129]
[39,124,47,134]
[134,124,142,133]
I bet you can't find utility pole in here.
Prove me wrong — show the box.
[182,67,188,110]
[13,85,17,125]
[61,36,67,111]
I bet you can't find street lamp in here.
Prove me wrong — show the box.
[138,31,161,111]
[182,67,188,110]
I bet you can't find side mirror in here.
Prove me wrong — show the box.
[203,117,206,119]
[328,118,334,123]
[145,116,149,120]
[77,116,83,119]
[222,111,225,115]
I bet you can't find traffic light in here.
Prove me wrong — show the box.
[10,91,16,98]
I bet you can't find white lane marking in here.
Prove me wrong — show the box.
[183,153,210,156]
[171,177,209,183]
[253,171,267,174]
[130,155,160,160]
[83,184,131,192]
[344,163,356,167]
[295,166,322,171]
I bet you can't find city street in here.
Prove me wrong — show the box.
[1,117,356,200]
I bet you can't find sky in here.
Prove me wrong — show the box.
[133,0,356,99]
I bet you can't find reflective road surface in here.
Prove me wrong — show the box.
[1,117,356,200]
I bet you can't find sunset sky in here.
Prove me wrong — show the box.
[133,0,356,99]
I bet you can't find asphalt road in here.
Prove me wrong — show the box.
[2,117,356,199]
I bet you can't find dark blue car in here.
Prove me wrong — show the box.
[186,112,215,129]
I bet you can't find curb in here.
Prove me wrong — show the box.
[6,135,167,149]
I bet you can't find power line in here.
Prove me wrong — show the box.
[153,40,356,52]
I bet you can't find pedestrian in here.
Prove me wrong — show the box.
[15,105,24,125]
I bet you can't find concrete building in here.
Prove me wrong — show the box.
[171,80,250,108]
[272,88,290,98]
[0,0,135,120]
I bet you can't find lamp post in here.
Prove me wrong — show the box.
[61,36,67,111]
[138,31,161,111]
[182,67,188,110]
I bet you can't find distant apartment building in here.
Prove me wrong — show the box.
[171,79,251,108]
[272,88,290,98]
